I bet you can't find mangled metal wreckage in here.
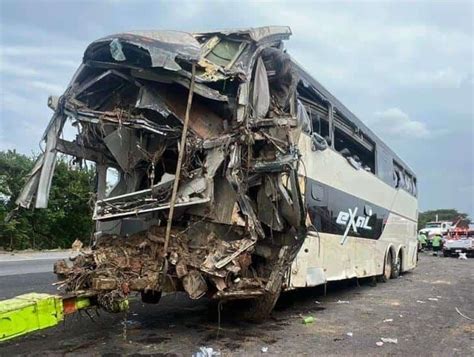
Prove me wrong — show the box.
[17,26,311,317]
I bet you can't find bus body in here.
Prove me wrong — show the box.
[16,26,418,316]
[288,62,418,288]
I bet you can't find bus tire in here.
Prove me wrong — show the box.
[378,250,393,283]
[391,252,401,279]
[141,290,162,304]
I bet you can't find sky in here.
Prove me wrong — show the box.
[0,0,473,217]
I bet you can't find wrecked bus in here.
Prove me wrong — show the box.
[16,26,418,319]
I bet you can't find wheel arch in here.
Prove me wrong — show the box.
[386,244,397,261]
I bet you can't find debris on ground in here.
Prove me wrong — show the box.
[302,316,315,324]
[416,300,426,304]
[346,332,353,337]
[383,318,393,322]
[71,239,83,252]
[193,346,220,357]
[455,307,474,321]
[376,341,384,347]
[336,300,350,304]
[381,337,398,344]
[428,298,438,301]
[261,346,269,353]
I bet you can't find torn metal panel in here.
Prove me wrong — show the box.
[96,165,107,200]
[36,113,64,208]
[257,177,285,232]
[297,99,311,134]
[251,56,270,118]
[135,86,171,117]
[56,139,117,167]
[15,153,44,208]
[64,102,178,137]
[131,69,229,101]
[253,152,298,173]
[84,31,202,71]
[182,270,207,299]
[195,26,292,44]
[162,86,225,139]
[103,128,146,173]
[177,176,208,201]
[204,148,225,178]
[132,83,226,139]
[16,113,65,208]
[93,179,211,221]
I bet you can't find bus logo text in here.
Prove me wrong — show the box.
[336,208,372,232]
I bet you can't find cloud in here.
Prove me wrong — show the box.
[0,61,39,77]
[1,45,82,57]
[30,80,64,94]
[371,108,431,138]
[396,67,466,89]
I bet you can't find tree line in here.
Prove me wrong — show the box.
[0,150,95,250]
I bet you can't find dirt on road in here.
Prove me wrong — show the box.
[1,253,473,356]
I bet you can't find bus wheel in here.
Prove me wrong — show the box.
[141,290,162,304]
[391,253,401,279]
[378,251,393,283]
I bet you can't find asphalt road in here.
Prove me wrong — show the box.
[1,253,473,356]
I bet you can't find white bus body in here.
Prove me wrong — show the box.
[290,139,418,288]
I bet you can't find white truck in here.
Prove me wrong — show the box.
[419,221,452,239]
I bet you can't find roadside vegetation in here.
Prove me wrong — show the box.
[418,209,471,228]
[0,150,94,250]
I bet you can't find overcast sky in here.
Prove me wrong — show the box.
[1,0,473,217]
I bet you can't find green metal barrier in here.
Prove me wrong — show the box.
[0,292,131,342]
[0,293,64,342]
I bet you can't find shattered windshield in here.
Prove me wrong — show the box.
[203,37,246,68]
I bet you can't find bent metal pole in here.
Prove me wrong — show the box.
[161,63,196,273]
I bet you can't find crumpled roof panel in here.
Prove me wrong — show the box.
[83,30,202,70]
[194,26,292,43]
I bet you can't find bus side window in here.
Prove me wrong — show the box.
[311,183,325,202]
[297,100,312,134]
[334,127,375,173]
[393,161,404,189]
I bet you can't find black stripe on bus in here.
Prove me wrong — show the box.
[306,178,389,240]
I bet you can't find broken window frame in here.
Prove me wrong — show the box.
[201,36,248,70]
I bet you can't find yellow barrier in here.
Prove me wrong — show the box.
[0,293,64,342]
[0,293,131,342]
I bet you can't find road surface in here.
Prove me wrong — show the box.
[1,253,473,356]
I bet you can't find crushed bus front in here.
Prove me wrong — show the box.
[17,27,310,316]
